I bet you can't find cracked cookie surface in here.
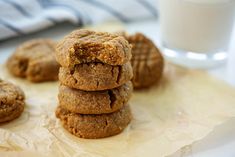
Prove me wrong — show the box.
[56,104,132,139]
[59,62,133,91]
[123,33,164,89]
[58,81,133,114]
[7,39,60,82]
[0,79,25,123]
[56,29,132,67]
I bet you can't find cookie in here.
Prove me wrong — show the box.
[55,29,132,67]
[59,62,133,91]
[7,39,60,82]
[0,79,25,123]
[56,104,132,139]
[123,33,164,89]
[58,81,133,114]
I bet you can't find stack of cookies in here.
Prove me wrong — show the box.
[55,29,133,139]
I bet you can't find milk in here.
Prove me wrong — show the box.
[158,0,235,53]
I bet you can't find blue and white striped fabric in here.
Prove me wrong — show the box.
[0,0,158,40]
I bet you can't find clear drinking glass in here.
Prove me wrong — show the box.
[158,0,235,68]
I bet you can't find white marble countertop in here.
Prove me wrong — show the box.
[0,20,235,157]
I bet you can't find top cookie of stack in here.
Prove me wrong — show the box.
[55,29,133,91]
[56,29,132,67]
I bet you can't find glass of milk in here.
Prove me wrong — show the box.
[158,0,235,68]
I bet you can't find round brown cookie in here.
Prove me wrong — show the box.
[59,62,133,91]
[7,39,60,82]
[56,104,132,139]
[124,33,164,89]
[56,29,132,67]
[58,81,133,114]
[0,79,25,123]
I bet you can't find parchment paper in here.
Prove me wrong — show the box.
[1,63,235,157]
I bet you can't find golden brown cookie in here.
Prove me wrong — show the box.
[56,104,132,139]
[0,79,25,123]
[7,39,60,82]
[58,81,133,114]
[123,33,164,89]
[55,29,132,67]
[59,62,133,91]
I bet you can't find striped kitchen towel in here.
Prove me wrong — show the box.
[0,0,158,40]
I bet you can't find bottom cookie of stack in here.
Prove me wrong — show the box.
[56,105,132,139]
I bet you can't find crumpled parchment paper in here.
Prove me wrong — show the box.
[1,63,235,157]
